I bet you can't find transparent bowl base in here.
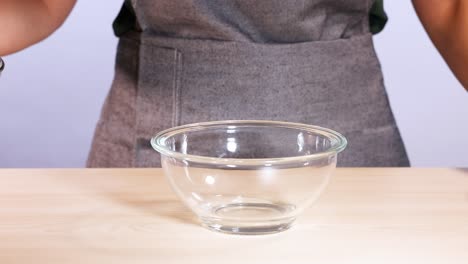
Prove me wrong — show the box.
[200,202,296,235]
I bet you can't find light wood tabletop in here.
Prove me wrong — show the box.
[1,168,467,264]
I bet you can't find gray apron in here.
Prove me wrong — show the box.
[87,0,410,167]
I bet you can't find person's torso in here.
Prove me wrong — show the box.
[90,0,410,168]
[114,0,387,42]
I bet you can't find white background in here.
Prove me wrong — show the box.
[0,1,467,167]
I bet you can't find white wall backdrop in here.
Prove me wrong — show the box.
[0,1,467,168]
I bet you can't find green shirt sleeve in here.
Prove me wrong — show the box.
[113,0,138,37]
[113,0,388,37]
[369,0,388,35]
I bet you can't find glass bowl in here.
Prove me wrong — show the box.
[151,120,347,235]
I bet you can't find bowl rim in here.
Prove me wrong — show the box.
[151,120,347,166]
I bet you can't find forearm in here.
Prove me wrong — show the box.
[0,0,76,56]
[413,0,468,90]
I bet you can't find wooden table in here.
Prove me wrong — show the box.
[1,168,467,263]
